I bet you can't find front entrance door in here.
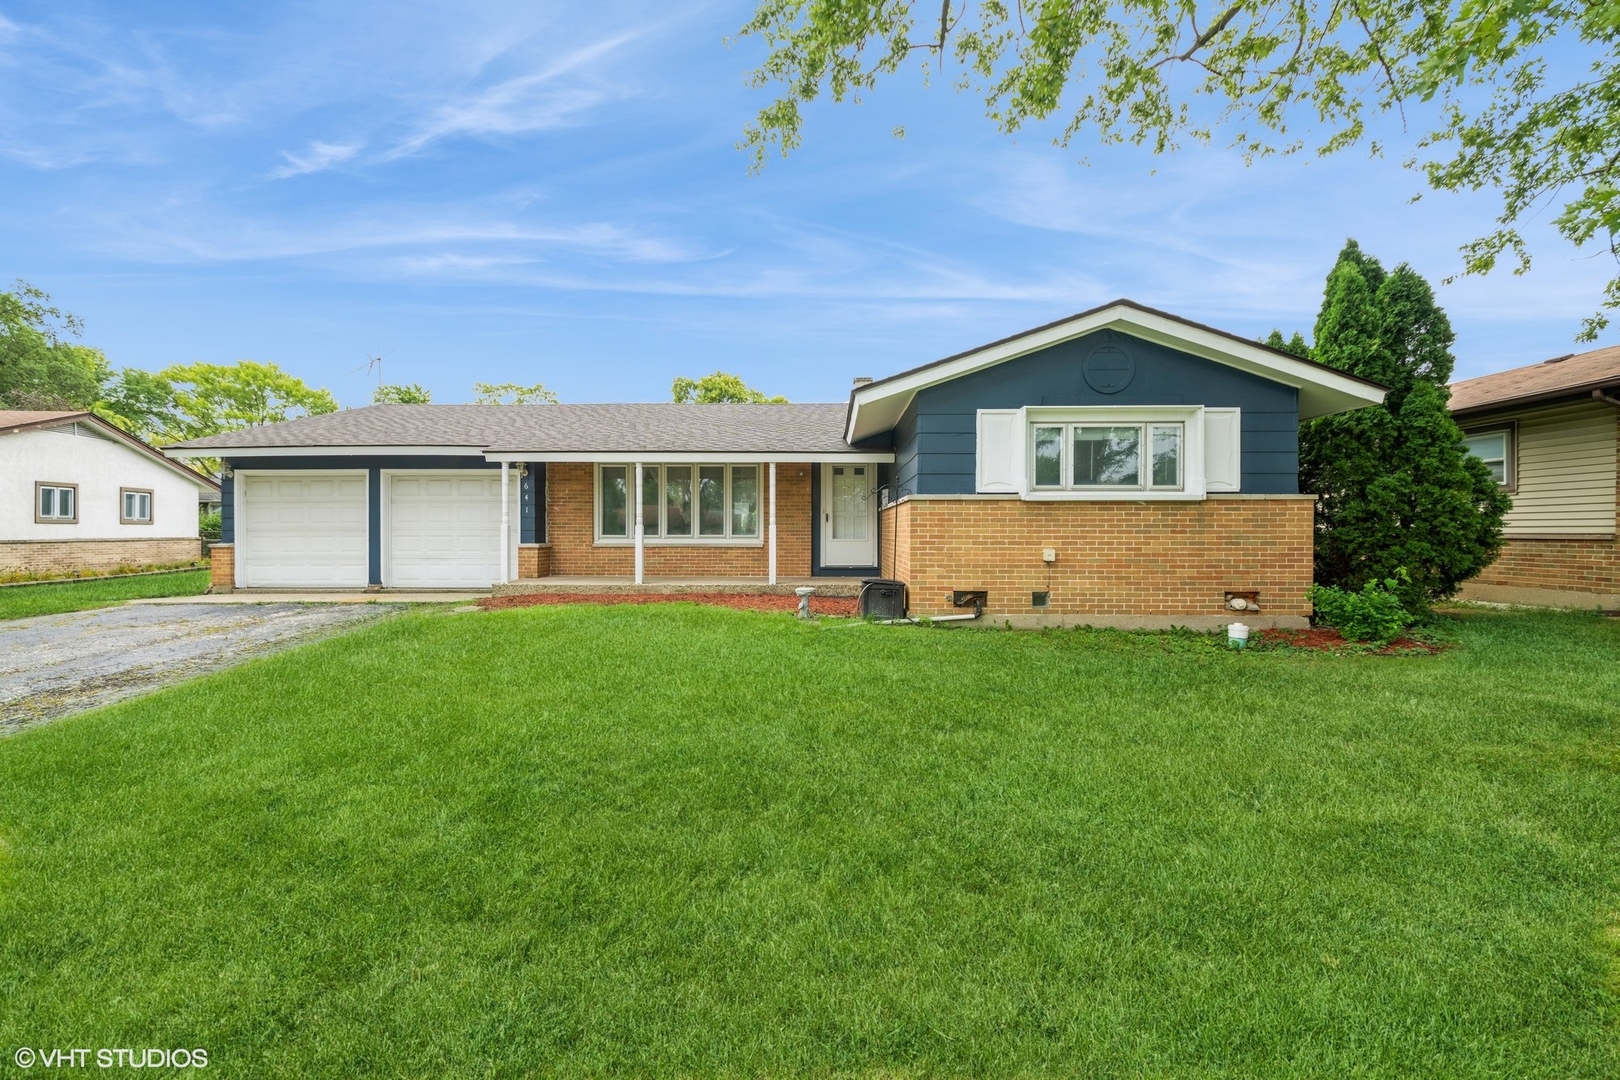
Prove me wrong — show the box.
[821,463,877,568]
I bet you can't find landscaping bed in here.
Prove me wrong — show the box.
[1254,626,1448,654]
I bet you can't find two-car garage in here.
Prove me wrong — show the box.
[235,470,516,589]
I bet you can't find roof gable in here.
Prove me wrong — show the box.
[2,411,219,491]
[845,300,1388,441]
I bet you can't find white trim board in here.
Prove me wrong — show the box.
[846,302,1386,442]
[168,446,894,464]
[484,451,893,464]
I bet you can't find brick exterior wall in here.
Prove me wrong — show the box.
[880,494,1315,621]
[1473,537,1618,593]
[0,537,203,576]
[210,543,234,589]
[543,462,814,578]
[518,544,550,579]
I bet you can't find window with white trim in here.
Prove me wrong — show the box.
[35,482,77,523]
[1030,421,1185,492]
[597,464,760,542]
[1461,428,1513,487]
[121,488,153,524]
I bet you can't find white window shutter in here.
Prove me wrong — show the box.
[976,410,1022,493]
[1204,408,1241,492]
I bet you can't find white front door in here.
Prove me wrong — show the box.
[821,463,877,568]
[239,472,369,588]
[387,473,511,588]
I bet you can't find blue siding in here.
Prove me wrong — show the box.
[219,473,234,543]
[222,455,532,581]
[892,329,1300,494]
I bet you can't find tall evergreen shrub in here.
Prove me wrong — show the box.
[1273,241,1511,612]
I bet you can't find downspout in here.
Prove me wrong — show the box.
[1593,388,1620,409]
[768,460,777,585]
[499,460,510,585]
[634,461,645,586]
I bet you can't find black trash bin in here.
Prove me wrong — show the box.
[859,578,908,619]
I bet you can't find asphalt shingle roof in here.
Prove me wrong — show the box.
[1450,343,1620,414]
[165,403,861,456]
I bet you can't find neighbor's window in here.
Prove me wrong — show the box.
[598,464,760,541]
[121,488,153,524]
[1462,428,1513,487]
[1032,423,1184,492]
[36,482,77,523]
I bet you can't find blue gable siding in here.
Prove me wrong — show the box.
[221,456,536,583]
[891,329,1300,495]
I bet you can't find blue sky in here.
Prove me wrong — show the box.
[2,1,1615,408]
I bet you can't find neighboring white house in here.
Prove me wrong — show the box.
[1,411,220,576]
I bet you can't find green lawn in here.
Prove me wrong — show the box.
[1,605,1616,1077]
[0,569,211,620]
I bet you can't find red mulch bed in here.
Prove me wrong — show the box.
[479,592,859,616]
[1256,627,1444,654]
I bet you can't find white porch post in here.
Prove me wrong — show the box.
[499,460,510,585]
[633,461,645,585]
[768,460,777,586]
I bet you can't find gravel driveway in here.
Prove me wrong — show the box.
[0,602,402,733]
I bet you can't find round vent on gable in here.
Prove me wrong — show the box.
[1082,341,1136,394]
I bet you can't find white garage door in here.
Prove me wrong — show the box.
[240,473,369,588]
[388,473,508,588]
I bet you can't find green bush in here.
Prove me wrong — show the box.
[1310,573,1415,645]
[199,509,222,541]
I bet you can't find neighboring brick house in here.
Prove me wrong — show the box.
[1,411,219,575]
[1451,345,1620,609]
[165,301,1386,626]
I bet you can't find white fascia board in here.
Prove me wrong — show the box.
[846,305,1386,440]
[165,445,489,459]
[482,451,894,463]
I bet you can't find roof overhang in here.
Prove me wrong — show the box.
[483,451,893,464]
[164,445,490,460]
[164,444,894,464]
[1451,381,1620,419]
[845,302,1388,443]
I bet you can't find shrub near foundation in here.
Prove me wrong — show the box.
[1311,574,1416,645]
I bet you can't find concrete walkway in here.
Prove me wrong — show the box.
[0,602,402,733]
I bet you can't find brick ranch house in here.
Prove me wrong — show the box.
[2,410,219,575]
[165,301,1386,627]
[1451,343,1620,609]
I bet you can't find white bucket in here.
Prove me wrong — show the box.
[1227,622,1250,650]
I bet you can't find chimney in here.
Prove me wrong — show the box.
[853,376,873,386]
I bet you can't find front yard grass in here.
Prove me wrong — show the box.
[0,605,1616,1076]
[0,569,210,621]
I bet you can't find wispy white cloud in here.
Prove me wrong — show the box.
[382,32,639,160]
[272,140,364,178]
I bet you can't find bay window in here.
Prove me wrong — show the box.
[598,464,760,542]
